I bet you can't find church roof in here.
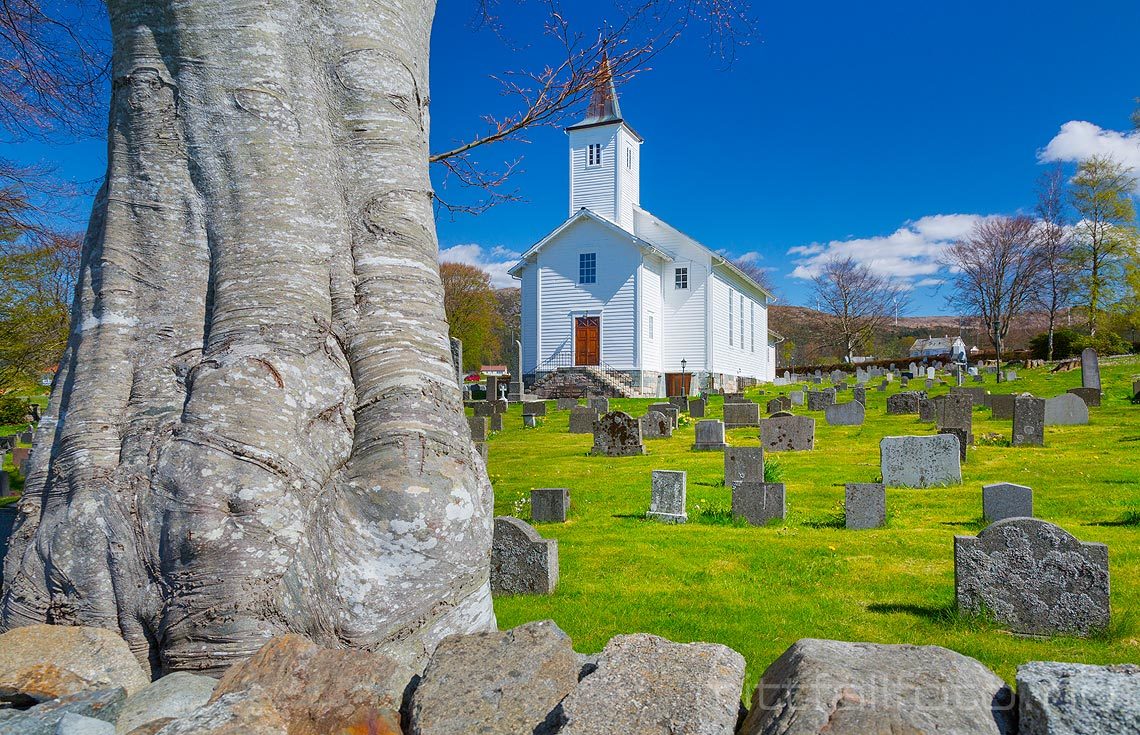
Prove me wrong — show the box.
[507,208,669,278]
[565,54,640,139]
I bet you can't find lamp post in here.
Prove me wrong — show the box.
[680,358,687,397]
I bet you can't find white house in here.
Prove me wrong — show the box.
[509,60,776,397]
[910,336,967,361]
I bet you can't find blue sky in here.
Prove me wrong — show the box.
[9,0,1140,313]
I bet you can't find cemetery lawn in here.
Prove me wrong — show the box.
[484,357,1140,700]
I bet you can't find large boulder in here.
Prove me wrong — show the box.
[209,634,412,735]
[558,633,745,735]
[1018,661,1140,734]
[738,638,1014,734]
[115,673,217,735]
[0,687,126,735]
[408,620,579,735]
[0,625,149,705]
[147,688,286,735]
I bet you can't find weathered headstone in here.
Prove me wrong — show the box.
[955,518,1109,636]
[789,390,804,406]
[951,386,989,407]
[491,517,558,595]
[1044,393,1089,425]
[648,470,687,523]
[732,482,786,525]
[1080,347,1101,391]
[1017,661,1140,735]
[568,406,597,434]
[588,397,609,414]
[852,385,866,406]
[1012,394,1045,447]
[10,447,29,471]
[489,413,503,432]
[845,483,885,529]
[472,401,496,418]
[766,396,791,414]
[639,411,673,439]
[669,395,688,412]
[982,482,1032,522]
[723,392,746,403]
[1066,386,1101,408]
[486,376,499,402]
[0,471,8,496]
[806,389,835,411]
[692,420,727,451]
[522,414,539,428]
[648,403,680,428]
[724,447,764,488]
[824,401,864,426]
[886,392,922,415]
[467,416,488,442]
[1133,379,1140,404]
[523,401,547,416]
[531,488,570,523]
[723,401,760,429]
[936,393,973,444]
[989,394,1015,420]
[879,434,962,487]
[556,397,578,411]
[760,415,815,452]
[687,398,706,418]
[590,411,644,456]
[918,396,942,423]
[938,428,968,463]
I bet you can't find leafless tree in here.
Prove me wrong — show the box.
[729,255,777,297]
[809,256,909,363]
[1033,166,1075,361]
[944,216,1043,377]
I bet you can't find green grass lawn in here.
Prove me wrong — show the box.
[486,357,1140,698]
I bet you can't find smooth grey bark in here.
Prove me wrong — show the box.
[1,0,496,676]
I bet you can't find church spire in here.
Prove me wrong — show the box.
[568,54,623,129]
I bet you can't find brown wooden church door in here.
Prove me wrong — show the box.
[575,317,600,366]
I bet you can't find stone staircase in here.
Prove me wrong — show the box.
[530,366,636,399]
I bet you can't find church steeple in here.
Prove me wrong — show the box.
[569,53,622,129]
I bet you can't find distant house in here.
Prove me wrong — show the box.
[480,365,508,377]
[509,59,775,397]
[910,336,967,361]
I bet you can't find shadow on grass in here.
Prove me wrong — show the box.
[941,517,987,533]
[1087,510,1140,527]
[611,513,646,520]
[803,514,845,529]
[867,602,960,624]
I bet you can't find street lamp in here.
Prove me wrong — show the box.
[680,358,687,397]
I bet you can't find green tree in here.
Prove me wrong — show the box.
[1069,156,1138,335]
[440,261,502,371]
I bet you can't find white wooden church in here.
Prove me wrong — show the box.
[509,60,776,397]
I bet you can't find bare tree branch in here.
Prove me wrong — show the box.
[809,256,909,363]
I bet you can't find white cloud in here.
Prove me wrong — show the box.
[1039,121,1140,183]
[787,214,989,282]
[439,243,520,288]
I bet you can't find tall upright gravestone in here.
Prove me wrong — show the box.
[1080,348,1101,391]
[590,412,645,457]
[1012,395,1045,447]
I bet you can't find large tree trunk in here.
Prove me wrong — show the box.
[1,0,496,676]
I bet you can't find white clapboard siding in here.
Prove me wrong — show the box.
[568,126,619,223]
[639,262,663,372]
[615,126,641,231]
[708,272,769,380]
[521,265,540,373]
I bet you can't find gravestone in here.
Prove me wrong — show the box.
[556,397,578,411]
[531,488,570,523]
[760,416,815,452]
[648,403,680,428]
[989,394,1015,420]
[806,389,836,411]
[692,420,728,451]
[789,390,804,406]
[449,337,463,386]
[877,380,888,392]
[1017,661,1140,735]
[588,397,609,414]
[568,406,597,434]
[1044,393,1089,425]
[950,386,989,407]
[824,400,864,426]
[723,401,760,429]
[523,414,539,428]
[590,412,645,456]
[972,373,984,383]
[523,401,547,417]
[648,470,687,523]
[10,447,29,470]
[900,377,910,389]
[852,385,866,405]
[731,482,786,525]
[467,416,488,442]
[490,413,503,432]
[724,447,764,488]
[886,392,922,415]
[830,370,845,385]
[1012,394,1045,446]
[955,518,1109,636]
[669,396,688,412]
[982,482,1032,522]
[639,411,673,439]
[1066,387,1101,408]
[835,381,847,391]
[688,398,706,418]
[0,471,8,496]
[918,397,941,423]
[486,376,500,402]
[1003,370,1016,382]
[879,434,962,487]
[1133,379,1140,404]
[508,340,525,401]
[491,517,558,595]
[723,392,746,404]
[766,396,791,414]
[845,483,885,529]
[938,428,968,463]
[1081,348,1101,391]
[936,393,973,444]
[472,401,496,418]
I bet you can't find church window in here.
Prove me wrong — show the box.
[728,294,734,346]
[647,313,654,339]
[626,147,633,169]
[739,294,745,351]
[579,253,596,284]
[674,267,688,290]
[750,302,755,352]
[587,144,602,166]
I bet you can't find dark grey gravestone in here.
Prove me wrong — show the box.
[955,518,1109,636]
[0,470,8,496]
[972,373,985,383]
[1133,379,1140,404]
[648,470,687,523]
[568,406,597,434]
[724,401,760,429]
[692,420,727,451]
[1081,348,1101,391]
[1044,393,1089,425]
[879,434,962,487]
[522,414,539,428]
[982,482,1032,522]
[639,411,673,439]
[766,396,791,414]
[489,413,503,432]
[937,393,973,444]
[989,394,1016,420]
[853,386,866,406]
[669,395,688,412]
[491,516,558,595]
[1066,387,1101,408]
[731,482,786,525]
[952,386,989,407]
[1017,661,1140,735]
[806,389,836,411]
[467,416,488,442]
[486,376,499,402]
[588,397,609,414]
[590,411,644,456]
[825,400,864,426]
[556,397,578,411]
[845,483,885,529]
[688,398,706,418]
[472,401,495,418]
[492,399,509,414]
[877,379,888,391]
[886,392,922,415]
[789,390,805,406]
[1012,395,1045,447]
[918,396,942,423]
[522,400,547,416]
[725,447,764,488]
[648,403,680,428]
[939,428,968,463]
[531,488,569,523]
[760,416,816,452]
[723,392,746,403]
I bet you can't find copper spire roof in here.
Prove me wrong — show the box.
[566,54,624,130]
